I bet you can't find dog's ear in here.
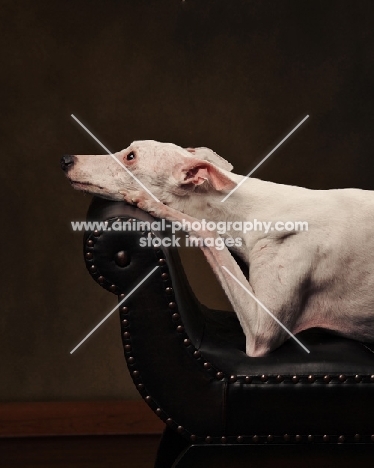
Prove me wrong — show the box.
[173,159,236,191]
[185,147,233,172]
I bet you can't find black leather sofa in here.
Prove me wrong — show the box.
[83,197,374,467]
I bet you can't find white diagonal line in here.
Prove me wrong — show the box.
[221,115,309,203]
[222,266,310,354]
[70,266,159,354]
[71,114,160,202]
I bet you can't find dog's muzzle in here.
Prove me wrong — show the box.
[61,154,76,172]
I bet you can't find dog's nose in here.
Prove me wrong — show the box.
[61,154,76,171]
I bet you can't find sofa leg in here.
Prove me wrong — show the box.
[154,426,190,468]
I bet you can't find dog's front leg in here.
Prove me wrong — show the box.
[119,191,301,356]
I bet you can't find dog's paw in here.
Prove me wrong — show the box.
[119,190,164,217]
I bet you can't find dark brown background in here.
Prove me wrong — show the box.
[1,0,374,402]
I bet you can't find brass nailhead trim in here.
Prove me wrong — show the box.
[205,436,212,443]
[354,434,360,442]
[177,426,184,434]
[176,325,184,333]
[276,375,283,383]
[260,374,268,382]
[295,435,302,442]
[123,331,130,339]
[237,436,244,443]
[338,435,345,443]
[221,436,227,444]
[307,375,315,383]
[338,374,347,382]
[193,351,201,358]
[292,375,299,383]
[323,375,331,383]
[252,435,259,443]
[168,302,176,309]
[355,375,362,382]
[86,239,94,247]
[183,339,191,346]
[229,375,237,383]
[97,276,105,283]
[308,435,314,442]
[245,376,252,383]
[121,306,129,314]
[216,372,224,380]
[155,408,162,415]
[190,435,197,442]
[323,435,329,442]
[172,313,180,321]
[137,383,144,390]
[267,435,274,442]
[161,273,169,280]
[284,434,290,442]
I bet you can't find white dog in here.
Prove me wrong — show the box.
[62,141,374,356]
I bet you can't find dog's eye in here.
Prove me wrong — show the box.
[126,151,135,161]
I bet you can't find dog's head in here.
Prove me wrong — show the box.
[61,140,236,202]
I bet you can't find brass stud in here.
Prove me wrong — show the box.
[132,370,140,378]
[158,259,166,265]
[114,251,130,267]
[354,434,360,442]
[144,396,151,403]
[127,357,135,364]
[93,230,101,237]
[283,434,290,442]
[354,375,362,382]
[295,435,302,442]
[203,362,212,369]
[165,287,173,294]
[229,375,237,383]
[176,325,184,333]
[308,435,314,442]
[252,435,259,443]
[307,375,315,383]
[161,273,169,280]
[338,435,345,443]
[371,435,374,442]
[245,376,252,383]
[267,435,274,442]
[183,339,191,346]
[124,344,131,352]
[190,435,197,442]
[109,284,117,292]
[275,375,283,383]
[90,265,97,272]
[193,350,201,359]
[86,239,94,247]
[97,276,105,283]
[168,302,176,309]
[119,294,125,300]
[370,375,374,382]
[177,426,184,434]
[172,313,180,321]
[338,374,347,382]
[121,306,129,314]
[123,331,130,339]
[85,252,93,260]
[221,436,227,444]
[292,375,299,383]
[205,436,212,443]
[237,436,244,443]
[137,383,144,390]
[323,375,331,383]
[260,374,268,382]
[323,435,329,442]
[122,319,129,327]
[216,372,224,380]
[155,408,162,416]
[166,418,173,426]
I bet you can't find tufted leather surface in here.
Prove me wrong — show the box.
[84,197,374,442]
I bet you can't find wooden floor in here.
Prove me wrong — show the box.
[0,435,161,468]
